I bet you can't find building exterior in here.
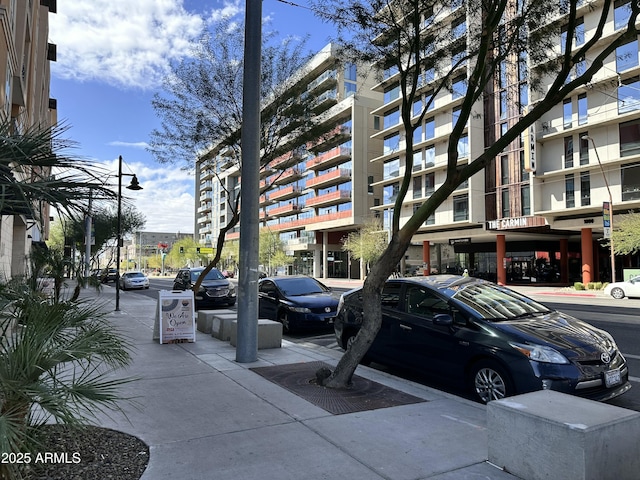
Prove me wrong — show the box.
[373,0,639,284]
[196,44,384,279]
[122,231,193,273]
[0,0,57,278]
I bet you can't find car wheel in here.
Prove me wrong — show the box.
[469,360,513,404]
[610,287,625,299]
[278,310,292,334]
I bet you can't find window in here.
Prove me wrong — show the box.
[344,63,357,81]
[520,150,529,181]
[501,188,510,218]
[452,76,466,99]
[383,182,400,204]
[453,194,469,221]
[500,91,508,119]
[384,134,400,155]
[616,39,639,72]
[383,108,400,129]
[579,134,589,165]
[425,172,435,196]
[424,91,434,111]
[565,174,575,208]
[619,76,640,114]
[452,17,466,39]
[458,135,469,158]
[501,155,509,185]
[521,185,530,215]
[413,123,423,144]
[384,84,400,103]
[578,93,588,125]
[413,98,422,117]
[519,84,528,113]
[425,117,435,140]
[561,18,584,53]
[413,151,423,171]
[580,172,591,206]
[620,119,640,157]
[426,212,435,225]
[425,145,435,167]
[405,286,449,318]
[615,0,632,30]
[500,122,508,137]
[622,162,640,200]
[374,116,381,130]
[381,282,402,309]
[413,176,422,199]
[564,136,574,168]
[453,106,461,127]
[368,175,374,194]
[563,98,572,129]
[384,158,400,179]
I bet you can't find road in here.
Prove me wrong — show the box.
[126,277,640,410]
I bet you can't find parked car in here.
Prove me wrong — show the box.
[172,267,236,309]
[258,276,340,333]
[119,271,150,290]
[100,268,118,283]
[335,275,630,404]
[604,276,640,299]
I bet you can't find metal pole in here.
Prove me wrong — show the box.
[84,194,92,283]
[236,0,262,362]
[115,155,123,311]
[585,136,615,282]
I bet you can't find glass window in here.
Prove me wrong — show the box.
[501,155,509,184]
[521,185,530,215]
[413,123,423,144]
[384,84,400,103]
[616,39,639,72]
[563,98,572,129]
[580,135,589,165]
[453,194,469,221]
[452,45,466,67]
[384,158,400,179]
[384,108,400,129]
[452,76,466,99]
[578,93,588,125]
[425,145,435,167]
[564,136,574,168]
[622,162,640,200]
[501,122,508,137]
[425,117,435,140]
[453,106,461,126]
[383,182,400,204]
[413,176,422,199]
[575,17,585,46]
[565,174,575,208]
[580,172,591,206]
[384,134,400,155]
[615,0,632,30]
[452,17,466,39]
[520,150,529,181]
[381,282,402,309]
[501,188,510,217]
[500,91,508,119]
[425,172,435,196]
[413,151,423,171]
[458,135,469,158]
[620,119,640,157]
[413,98,422,117]
[619,76,640,114]
[345,63,357,81]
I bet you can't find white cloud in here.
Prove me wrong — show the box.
[49,0,243,90]
[108,141,149,149]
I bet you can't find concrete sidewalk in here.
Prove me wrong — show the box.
[87,286,519,480]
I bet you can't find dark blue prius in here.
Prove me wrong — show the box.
[258,276,340,333]
[334,275,631,403]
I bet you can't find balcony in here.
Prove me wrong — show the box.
[269,185,303,202]
[306,168,351,189]
[267,203,303,217]
[269,151,302,170]
[309,125,352,152]
[306,146,351,170]
[311,89,338,113]
[307,69,337,94]
[274,166,305,185]
[198,203,212,214]
[305,189,351,208]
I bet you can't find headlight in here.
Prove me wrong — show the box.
[288,306,311,313]
[509,342,569,364]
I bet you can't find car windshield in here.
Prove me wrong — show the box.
[452,283,552,320]
[191,269,225,281]
[276,277,328,296]
[127,272,145,278]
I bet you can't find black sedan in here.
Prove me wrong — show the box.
[258,276,340,333]
[335,275,630,403]
[172,267,236,310]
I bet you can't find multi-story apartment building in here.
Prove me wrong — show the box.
[0,0,57,278]
[195,44,383,279]
[373,0,639,284]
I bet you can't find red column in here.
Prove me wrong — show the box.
[497,235,506,285]
[422,241,430,275]
[581,228,593,284]
[560,238,568,284]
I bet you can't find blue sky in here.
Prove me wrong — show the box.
[49,0,331,233]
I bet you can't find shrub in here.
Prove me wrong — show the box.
[574,282,585,290]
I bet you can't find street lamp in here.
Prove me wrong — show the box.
[582,135,615,282]
[116,155,143,311]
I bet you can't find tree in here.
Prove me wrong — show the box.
[149,16,338,292]
[311,0,640,388]
[341,218,389,277]
[164,237,202,270]
[611,213,640,255]
[259,228,290,275]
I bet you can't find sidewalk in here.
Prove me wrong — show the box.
[89,286,520,480]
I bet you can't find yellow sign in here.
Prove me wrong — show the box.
[197,247,214,254]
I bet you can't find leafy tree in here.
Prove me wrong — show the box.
[341,218,389,277]
[311,0,640,388]
[164,237,202,270]
[149,15,336,292]
[259,229,290,275]
[611,213,640,255]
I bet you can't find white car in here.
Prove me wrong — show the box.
[604,276,640,299]
[119,271,150,291]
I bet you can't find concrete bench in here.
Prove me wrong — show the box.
[229,319,282,349]
[196,309,236,334]
[211,313,238,341]
[487,390,640,480]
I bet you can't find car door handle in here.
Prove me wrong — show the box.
[399,324,412,331]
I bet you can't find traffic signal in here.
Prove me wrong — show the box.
[196,247,201,254]
[179,246,184,254]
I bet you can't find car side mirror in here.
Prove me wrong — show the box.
[433,314,453,327]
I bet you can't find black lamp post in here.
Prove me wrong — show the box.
[116,155,143,311]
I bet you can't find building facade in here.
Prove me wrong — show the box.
[196,44,384,279]
[374,0,639,284]
[0,0,57,278]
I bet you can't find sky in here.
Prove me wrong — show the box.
[49,0,331,234]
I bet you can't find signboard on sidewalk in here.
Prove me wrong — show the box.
[155,290,196,344]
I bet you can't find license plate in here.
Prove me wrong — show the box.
[605,369,622,388]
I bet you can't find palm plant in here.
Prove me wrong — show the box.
[0,277,135,480]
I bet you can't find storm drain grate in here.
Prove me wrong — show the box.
[250,361,427,415]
